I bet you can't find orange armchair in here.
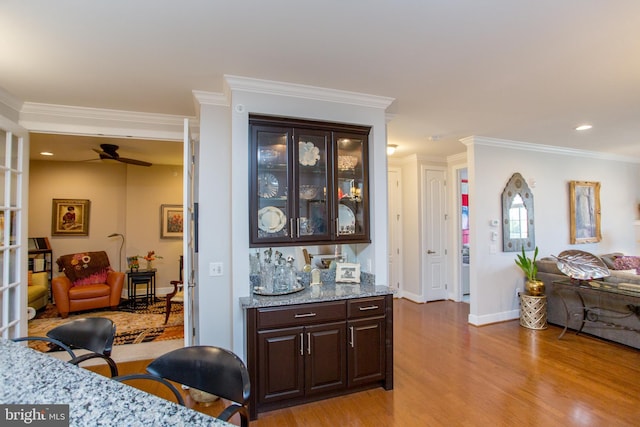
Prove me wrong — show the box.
[52,251,124,318]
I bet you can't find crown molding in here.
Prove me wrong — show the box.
[192,90,229,107]
[0,87,23,123]
[223,75,395,110]
[19,102,192,140]
[460,135,640,164]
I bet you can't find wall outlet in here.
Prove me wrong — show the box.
[209,262,223,276]
[515,287,522,298]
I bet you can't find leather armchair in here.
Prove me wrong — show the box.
[52,251,124,318]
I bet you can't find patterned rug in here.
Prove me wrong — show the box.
[28,298,184,352]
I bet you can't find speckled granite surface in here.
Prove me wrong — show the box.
[0,338,230,427]
[241,271,393,309]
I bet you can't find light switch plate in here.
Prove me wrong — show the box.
[209,262,223,276]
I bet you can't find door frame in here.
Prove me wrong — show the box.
[420,166,447,302]
[387,166,403,296]
[0,115,29,338]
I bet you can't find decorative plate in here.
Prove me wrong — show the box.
[257,206,287,233]
[553,250,610,280]
[338,204,356,234]
[299,141,320,166]
[257,173,279,198]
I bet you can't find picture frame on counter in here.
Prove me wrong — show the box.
[335,262,360,283]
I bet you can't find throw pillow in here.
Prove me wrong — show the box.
[56,251,112,286]
[613,256,640,274]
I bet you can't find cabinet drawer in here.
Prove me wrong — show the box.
[347,297,386,319]
[257,301,346,329]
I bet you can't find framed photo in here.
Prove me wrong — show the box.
[160,204,184,239]
[51,199,90,236]
[335,262,361,283]
[569,181,601,244]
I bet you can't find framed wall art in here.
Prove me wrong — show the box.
[335,262,361,283]
[51,199,90,236]
[569,181,601,244]
[160,204,184,239]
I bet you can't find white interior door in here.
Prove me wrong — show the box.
[423,168,447,301]
[0,117,28,338]
[183,119,198,346]
[387,167,402,292]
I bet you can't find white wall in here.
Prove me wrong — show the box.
[466,137,640,325]
[28,160,183,292]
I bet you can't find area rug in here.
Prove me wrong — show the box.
[27,298,184,352]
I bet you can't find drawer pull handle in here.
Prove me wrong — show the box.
[349,326,354,348]
[300,333,304,355]
[359,305,379,311]
[307,332,311,355]
[294,313,317,318]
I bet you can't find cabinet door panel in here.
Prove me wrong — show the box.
[258,326,304,404]
[251,125,293,245]
[348,317,385,387]
[305,322,347,395]
[294,129,332,242]
[334,131,369,242]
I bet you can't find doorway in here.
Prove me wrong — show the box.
[459,168,470,303]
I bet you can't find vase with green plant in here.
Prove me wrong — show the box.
[515,246,544,296]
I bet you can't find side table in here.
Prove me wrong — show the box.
[519,293,548,330]
[127,269,157,309]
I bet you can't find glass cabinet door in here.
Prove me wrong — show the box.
[335,132,369,242]
[294,129,331,242]
[252,125,291,244]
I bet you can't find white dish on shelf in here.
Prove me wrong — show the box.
[338,204,356,234]
[257,172,279,198]
[299,141,320,166]
[258,206,287,233]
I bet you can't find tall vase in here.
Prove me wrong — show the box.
[146,260,153,270]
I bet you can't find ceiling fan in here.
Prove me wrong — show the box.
[92,144,152,167]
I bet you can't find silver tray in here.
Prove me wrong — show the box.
[253,282,305,296]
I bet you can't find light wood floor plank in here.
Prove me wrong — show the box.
[88,298,640,426]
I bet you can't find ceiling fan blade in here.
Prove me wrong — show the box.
[93,148,116,159]
[93,144,152,166]
[117,157,153,167]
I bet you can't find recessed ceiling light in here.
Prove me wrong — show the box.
[575,124,592,131]
[40,151,54,156]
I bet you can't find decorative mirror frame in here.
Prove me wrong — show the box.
[501,173,535,252]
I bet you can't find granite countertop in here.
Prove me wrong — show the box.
[241,271,394,309]
[0,338,230,427]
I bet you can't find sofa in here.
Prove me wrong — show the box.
[52,251,125,318]
[536,252,640,349]
[28,271,49,311]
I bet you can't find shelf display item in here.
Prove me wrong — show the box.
[257,173,279,198]
[338,204,356,234]
[257,206,287,233]
[299,141,320,166]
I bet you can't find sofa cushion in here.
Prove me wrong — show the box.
[56,251,112,287]
[613,256,640,274]
[536,257,564,275]
[600,252,625,269]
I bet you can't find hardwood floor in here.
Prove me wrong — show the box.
[88,298,640,426]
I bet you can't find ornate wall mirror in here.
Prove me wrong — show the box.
[502,172,535,252]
